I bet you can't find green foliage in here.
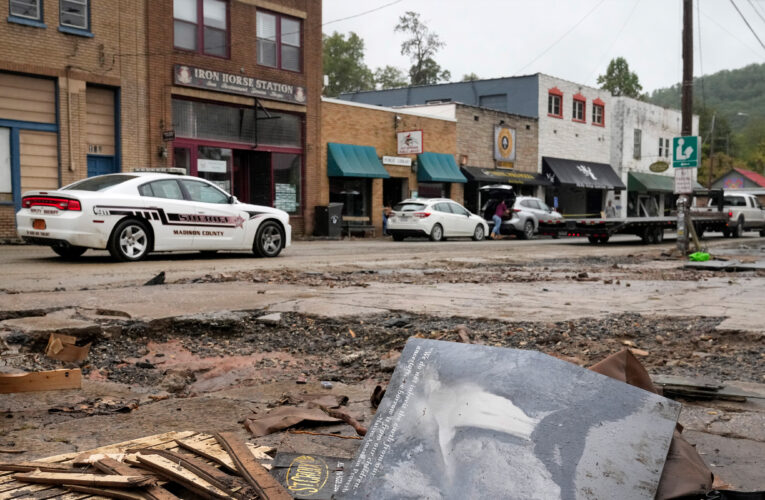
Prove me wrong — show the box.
[462,73,480,82]
[647,63,765,172]
[322,31,375,97]
[394,11,451,86]
[374,65,409,90]
[597,57,643,98]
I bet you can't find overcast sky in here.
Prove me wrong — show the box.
[322,0,765,94]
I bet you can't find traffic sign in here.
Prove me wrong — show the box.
[674,167,694,194]
[672,136,700,168]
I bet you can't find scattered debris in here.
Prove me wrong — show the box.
[317,405,367,437]
[244,407,341,438]
[215,432,292,500]
[256,313,282,325]
[44,333,91,362]
[14,470,156,488]
[143,271,166,286]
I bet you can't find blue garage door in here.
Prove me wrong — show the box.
[87,155,116,177]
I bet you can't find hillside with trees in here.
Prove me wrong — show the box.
[647,63,765,180]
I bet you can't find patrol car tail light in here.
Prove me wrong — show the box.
[413,212,431,218]
[22,196,82,211]
[728,210,732,218]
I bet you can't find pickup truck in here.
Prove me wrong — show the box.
[700,192,765,238]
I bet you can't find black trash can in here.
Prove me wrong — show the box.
[314,203,343,238]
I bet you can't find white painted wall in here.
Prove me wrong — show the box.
[609,97,700,217]
[536,74,611,171]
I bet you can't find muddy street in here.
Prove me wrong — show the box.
[1,236,765,492]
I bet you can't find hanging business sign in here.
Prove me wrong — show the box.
[494,126,516,162]
[397,130,423,154]
[649,161,669,173]
[174,65,307,105]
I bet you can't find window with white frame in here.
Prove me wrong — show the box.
[10,0,41,21]
[572,97,585,122]
[633,129,642,159]
[658,138,663,157]
[592,103,604,125]
[547,91,562,118]
[257,11,302,71]
[60,0,89,30]
[665,138,669,157]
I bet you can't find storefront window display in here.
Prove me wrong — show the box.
[417,182,449,199]
[197,146,232,193]
[330,178,369,217]
[273,153,301,214]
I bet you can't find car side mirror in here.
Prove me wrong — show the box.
[228,195,238,204]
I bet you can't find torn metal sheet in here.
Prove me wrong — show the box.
[338,338,681,500]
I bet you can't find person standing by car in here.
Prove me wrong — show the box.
[491,199,508,240]
[382,204,393,236]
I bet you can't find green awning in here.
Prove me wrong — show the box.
[628,171,704,193]
[327,143,390,179]
[417,152,467,183]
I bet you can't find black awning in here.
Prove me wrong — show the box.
[461,166,552,186]
[542,157,626,189]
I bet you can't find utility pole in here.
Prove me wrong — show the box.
[677,0,693,254]
[707,113,716,188]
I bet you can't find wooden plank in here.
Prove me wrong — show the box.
[214,433,290,500]
[134,450,251,499]
[0,462,81,473]
[175,435,273,473]
[93,458,179,500]
[64,484,149,500]
[54,432,198,465]
[0,370,81,394]
[134,454,229,500]
[13,471,154,489]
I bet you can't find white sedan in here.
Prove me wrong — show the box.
[387,198,489,242]
[16,172,291,261]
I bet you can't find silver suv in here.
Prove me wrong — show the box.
[482,192,562,239]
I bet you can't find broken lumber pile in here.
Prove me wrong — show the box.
[0,431,285,500]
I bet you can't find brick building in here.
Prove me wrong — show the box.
[321,98,458,235]
[150,0,322,236]
[0,0,149,239]
[401,103,541,214]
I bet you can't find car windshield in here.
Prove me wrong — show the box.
[62,175,138,191]
[394,202,426,212]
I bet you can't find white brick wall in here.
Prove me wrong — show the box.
[610,97,700,216]
[537,74,611,171]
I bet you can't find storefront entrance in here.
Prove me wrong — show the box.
[234,150,270,206]
[383,177,408,206]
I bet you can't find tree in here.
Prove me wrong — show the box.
[597,57,643,98]
[394,11,451,86]
[461,72,479,82]
[322,31,374,97]
[374,65,408,90]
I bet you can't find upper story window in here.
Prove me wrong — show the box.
[572,93,586,123]
[592,98,605,127]
[174,0,228,58]
[633,129,642,159]
[257,11,302,72]
[547,87,563,118]
[658,138,664,157]
[60,0,88,29]
[10,0,41,21]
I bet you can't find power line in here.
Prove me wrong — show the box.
[586,0,642,86]
[513,0,608,76]
[323,0,403,27]
[729,0,765,52]
[747,0,765,25]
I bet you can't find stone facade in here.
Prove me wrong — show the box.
[0,0,149,239]
[321,98,458,235]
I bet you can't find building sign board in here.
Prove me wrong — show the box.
[174,65,307,105]
[672,136,700,168]
[197,159,227,173]
[382,156,412,167]
[494,126,516,162]
[674,167,694,194]
[397,130,423,155]
[649,161,669,173]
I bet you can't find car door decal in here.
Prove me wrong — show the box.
[92,205,253,229]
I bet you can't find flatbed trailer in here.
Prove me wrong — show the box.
[538,190,730,244]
